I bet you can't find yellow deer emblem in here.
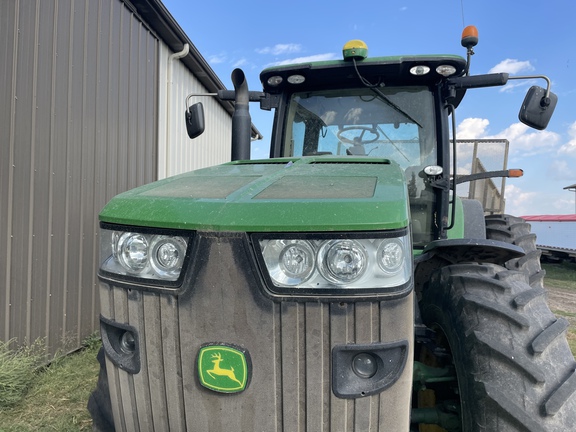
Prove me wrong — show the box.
[206,352,242,386]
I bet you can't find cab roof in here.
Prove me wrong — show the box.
[260,54,467,93]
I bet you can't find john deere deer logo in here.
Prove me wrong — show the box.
[197,344,250,393]
[207,352,242,385]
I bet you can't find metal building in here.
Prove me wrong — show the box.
[0,0,246,356]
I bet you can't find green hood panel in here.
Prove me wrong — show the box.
[100,157,409,232]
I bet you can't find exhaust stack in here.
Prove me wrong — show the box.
[231,69,251,161]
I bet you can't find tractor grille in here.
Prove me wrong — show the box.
[99,232,413,431]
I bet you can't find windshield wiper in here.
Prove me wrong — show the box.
[370,87,423,128]
[351,58,423,128]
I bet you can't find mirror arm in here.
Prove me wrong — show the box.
[185,92,218,109]
[508,75,552,99]
[185,91,267,110]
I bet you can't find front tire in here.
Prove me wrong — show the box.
[87,347,115,432]
[419,263,576,431]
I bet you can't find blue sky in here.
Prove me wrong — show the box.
[163,0,576,216]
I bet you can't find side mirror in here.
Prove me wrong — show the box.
[185,102,205,139]
[518,86,557,130]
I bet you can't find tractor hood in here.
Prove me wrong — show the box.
[100,157,409,232]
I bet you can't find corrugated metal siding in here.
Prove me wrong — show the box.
[0,0,158,356]
[528,221,576,251]
[157,43,232,179]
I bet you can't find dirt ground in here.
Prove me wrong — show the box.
[546,286,576,326]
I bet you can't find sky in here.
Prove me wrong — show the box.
[163,0,576,216]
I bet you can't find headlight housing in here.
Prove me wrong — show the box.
[254,230,412,297]
[100,224,191,284]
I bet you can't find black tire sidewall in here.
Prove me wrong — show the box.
[87,347,115,432]
[420,263,576,432]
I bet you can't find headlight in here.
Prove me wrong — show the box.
[318,240,367,284]
[116,232,149,272]
[262,240,315,286]
[377,238,405,274]
[255,231,411,294]
[100,225,190,283]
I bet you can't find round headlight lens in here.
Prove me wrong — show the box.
[377,239,404,274]
[150,236,187,278]
[319,240,367,284]
[117,232,149,273]
[263,240,315,286]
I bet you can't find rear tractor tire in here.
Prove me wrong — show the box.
[485,214,545,289]
[418,262,576,432]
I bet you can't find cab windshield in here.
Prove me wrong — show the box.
[283,86,437,245]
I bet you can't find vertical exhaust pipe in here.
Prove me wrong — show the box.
[231,69,251,161]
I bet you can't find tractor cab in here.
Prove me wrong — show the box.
[259,43,467,246]
[186,31,556,247]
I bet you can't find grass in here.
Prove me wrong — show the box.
[0,336,100,432]
[554,310,576,355]
[542,261,576,290]
[543,262,576,356]
[568,329,576,356]
[0,339,45,408]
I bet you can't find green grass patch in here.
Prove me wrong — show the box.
[554,310,576,318]
[554,311,576,356]
[567,330,576,357]
[544,262,576,356]
[542,262,576,290]
[0,339,45,408]
[0,336,100,432]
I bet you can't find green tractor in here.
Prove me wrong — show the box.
[88,28,575,431]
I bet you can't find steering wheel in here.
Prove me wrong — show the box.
[337,126,380,145]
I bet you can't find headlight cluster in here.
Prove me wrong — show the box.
[100,227,189,283]
[257,234,411,290]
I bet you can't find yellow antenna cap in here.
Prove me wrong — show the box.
[343,40,368,61]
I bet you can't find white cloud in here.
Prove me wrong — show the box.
[504,184,540,216]
[232,58,248,68]
[456,118,561,157]
[456,118,489,138]
[558,121,576,156]
[487,123,560,156]
[256,44,302,56]
[547,160,574,181]
[498,79,537,93]
[208,54,227,64]
[505,183,575,215]
[266,53,339,67]
[489,59,534,75]
[489,59,536,93]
